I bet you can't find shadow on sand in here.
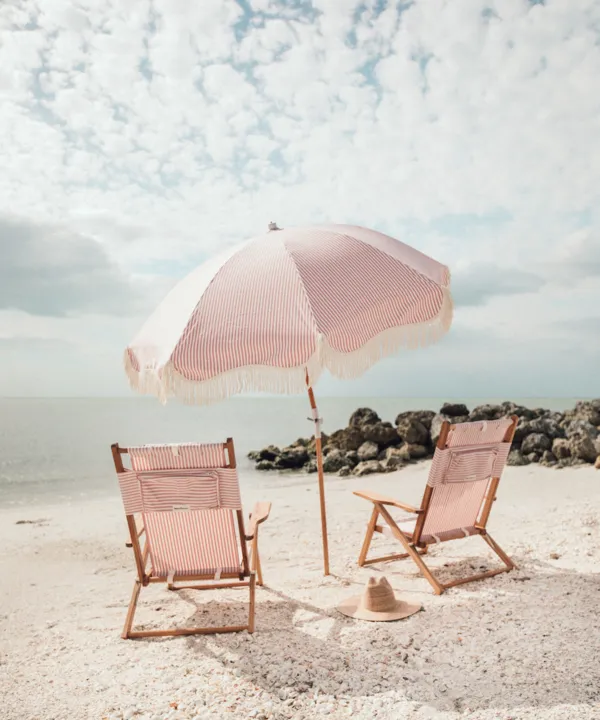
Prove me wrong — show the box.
[166,558,600,715]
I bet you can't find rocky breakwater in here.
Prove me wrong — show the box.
[248,400,600,477]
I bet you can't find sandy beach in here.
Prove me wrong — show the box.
[1,463,599,720]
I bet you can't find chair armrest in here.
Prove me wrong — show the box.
[353,490,420,514]
[245,501,271,540]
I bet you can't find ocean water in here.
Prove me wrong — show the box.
[0,397,582,508]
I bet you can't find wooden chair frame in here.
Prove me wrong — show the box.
[355,416,518,595]
[112,438,270,638]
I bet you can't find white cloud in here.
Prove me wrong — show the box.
[0,214,174,322]
[452,262,545,307]
[550,227,600,281]
[0,0,598,396]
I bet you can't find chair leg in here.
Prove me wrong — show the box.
[250,534,264,586]
[406,533,515,594]
[482,532,516,570]
[376,504,445,595]
[123,579,256,639]
[369,507,516,594]
[255,547,264,587]
[407,534,517,594]
[358,507,379,567]
[360,548,429,566]
[248,572,256,633]
[122,580,142,639]
[403,543,446,595]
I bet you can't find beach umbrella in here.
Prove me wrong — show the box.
[124,223,453,575]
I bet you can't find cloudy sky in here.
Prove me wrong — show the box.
[0,0,599,399]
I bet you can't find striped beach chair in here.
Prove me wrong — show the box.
[354,416,518,594]
[111,438,270,638]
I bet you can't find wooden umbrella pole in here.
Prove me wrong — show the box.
[306,378,330,576]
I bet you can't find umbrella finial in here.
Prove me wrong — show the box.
[268,221,282,232]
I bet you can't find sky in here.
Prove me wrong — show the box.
[0,0,599,399]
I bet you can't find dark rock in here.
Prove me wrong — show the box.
[384,445,411,466]
[563,420,598,463]
[395,410,435,430]
[547,410,565,423]
[383,454,405,471]
[572,400,600,427]
[430,414,450,446]
[528,417,565,441]
[507,450,530,466]
[256,460,277,471]
[513,419,534,445]
[255,445,281,462]
[440,402,469,417]
[405,443,429,459]
[338,466,351,477]
[291,437,309,448]
[541,450,557,465]
[357,441,379,462]
[521,433,551,455]
[502,402,538,420]
[328,426,365,451]
[275,447,309,469]
[565,420,598,441]
[345,450,359,468]
[552,438,571,460]
[557,457,574,469]
[396,417,429,446]
[469,404,505,421]
[306,432,328,453]
[568,434,598,463]
[248,400,592,475]
[352,460,383,476]
[362,422,401,448]
[388,445,411,460]
[349,408,381,427]
[322,449,347,473]
[595,455,600,469]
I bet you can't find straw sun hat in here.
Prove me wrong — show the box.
[337,576,421,622]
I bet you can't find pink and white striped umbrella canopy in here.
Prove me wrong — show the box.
[125,224,453,404]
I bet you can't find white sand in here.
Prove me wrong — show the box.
[1,464,599,720]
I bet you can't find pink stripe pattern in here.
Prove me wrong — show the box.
[419,418,513,543]
[128,443,227,470]
[144,510,241,577]
[118,468,241,514]
[125,224,453,404]
[116,441,243,578]
[428,443,512,487]
[446,418,512,447]
[118,469,143,515]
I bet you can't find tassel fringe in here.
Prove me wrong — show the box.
[124,287,453,406]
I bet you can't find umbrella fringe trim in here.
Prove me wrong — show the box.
[124,287,453,406]
[322,287,453,380]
